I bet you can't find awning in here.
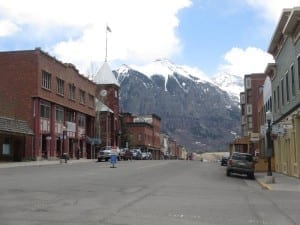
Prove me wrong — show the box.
[86,136,101,145]
[0,117,34,136]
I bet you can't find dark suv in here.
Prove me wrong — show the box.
[226,152,255,179]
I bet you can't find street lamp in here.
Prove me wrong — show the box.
[266,111,273,176]
[62,126,67,163]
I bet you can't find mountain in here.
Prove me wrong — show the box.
[212,72,244,104]
[115,59,241,152]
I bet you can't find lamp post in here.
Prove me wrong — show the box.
[62,126,67,163]
[266,111,273,177]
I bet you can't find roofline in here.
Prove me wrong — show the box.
[268,9,292,55]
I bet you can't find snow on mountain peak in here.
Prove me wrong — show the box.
[115,60,243,102]
[116,64,131,75]
[130,59,211,84]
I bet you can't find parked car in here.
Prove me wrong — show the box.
[147,152,152,160]
[122,149,133,160]
[226,152,256,179]
[132,149,142,160]
[97,149,111,162]
[141,152,148,160]
[97,146,120,162]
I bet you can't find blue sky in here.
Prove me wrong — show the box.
[0,0,299,77]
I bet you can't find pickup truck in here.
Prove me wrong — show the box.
[97,146,120,162]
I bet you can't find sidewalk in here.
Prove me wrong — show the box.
[0,158,94,169]
[256,172,300,192]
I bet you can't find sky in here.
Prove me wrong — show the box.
[1,0,300,78]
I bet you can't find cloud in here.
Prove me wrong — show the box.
[0,0,192,74]
[216,1,300,78]
[245,0,300,22]
[217,47,274,77]
[0,20,19,37]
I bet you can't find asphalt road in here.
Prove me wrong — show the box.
[0,160,299,225]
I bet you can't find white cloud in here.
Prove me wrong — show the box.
[218,47,274,77]
[0,20,19,37]
[0,0,192,74]
[245,0,300,22]
[217,1,300,78]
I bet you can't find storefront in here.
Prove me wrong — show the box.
[0,117,34,161]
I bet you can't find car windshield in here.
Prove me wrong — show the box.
[232,154,253,162]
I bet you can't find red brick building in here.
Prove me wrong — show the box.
[239,73,266,154]
[0,49,97,161]
[120,113,162,159]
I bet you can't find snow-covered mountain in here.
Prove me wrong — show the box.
[117,59,243,103]
[114,59,241,152]
[212,72,244,104]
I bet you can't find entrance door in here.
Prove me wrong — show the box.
[41,135,47,159]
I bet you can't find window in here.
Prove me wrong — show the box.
[281,79,284,106]
[79,89,85,104]
[78,113,85,128]
[88,94,95,108]
[247,116,252,129]
[298,56,300,89]
[291,65,296,96]
[246,90,252,103]
[273,90,277,113]
[138,134,142,141]
[285,72,290,102]
[56,78,64,96]
[240,93,245,104]
[55,106,64,122]
[42,71,51,89]
[277,85,280,110]
[69,84,76,100]
[245,77,251,89]
[246,104,252,115]
[41,101,50,119]
[66,110,75,122]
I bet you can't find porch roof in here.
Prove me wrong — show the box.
[0,117,34,136]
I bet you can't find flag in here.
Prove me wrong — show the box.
[106,25,112,32]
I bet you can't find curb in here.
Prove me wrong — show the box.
[256,178,272,191]
[0,159,94,169]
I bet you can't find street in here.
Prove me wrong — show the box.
[0,160,299,225]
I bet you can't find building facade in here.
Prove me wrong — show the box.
[94,62,121,149]
[239,73,266,154]
[120,113,162,159]
[0,49,96,161]
[267,8,300,178]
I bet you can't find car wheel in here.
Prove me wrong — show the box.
[248,173,255,179]
[226,170,231,177]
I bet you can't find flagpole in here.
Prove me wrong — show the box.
[105,25,108,62]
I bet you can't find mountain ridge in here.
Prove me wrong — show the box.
[114,59,242,152]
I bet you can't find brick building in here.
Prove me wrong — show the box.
[239,73,266,154]
[120,113,162,159]
[0,49,97,161]
[94,62,121,148]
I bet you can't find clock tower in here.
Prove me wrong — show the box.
[94,62,120,148]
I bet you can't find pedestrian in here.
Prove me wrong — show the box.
[63,152,68,163]
[77,147,81,160]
